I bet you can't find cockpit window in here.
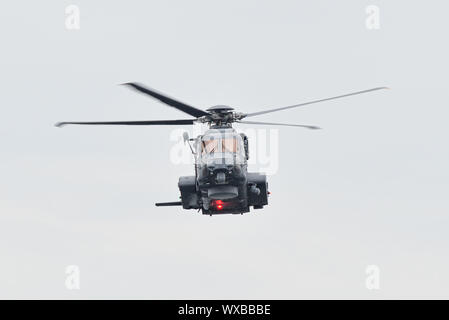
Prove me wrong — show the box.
[201,137,239,154]
[222,138,237,153]
[197,132,245,164]
[202,139,219,154]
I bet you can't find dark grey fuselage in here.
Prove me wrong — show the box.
[178,126,268,215]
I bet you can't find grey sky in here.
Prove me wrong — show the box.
[1,0,448,298]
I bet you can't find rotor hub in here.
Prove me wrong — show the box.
[206,105,234,113]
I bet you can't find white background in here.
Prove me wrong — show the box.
[0,1,448,298]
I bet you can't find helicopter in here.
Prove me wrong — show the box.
[56,83,387,215]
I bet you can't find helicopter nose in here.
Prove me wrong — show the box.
[216,172,226,184]
[208,166,229,182]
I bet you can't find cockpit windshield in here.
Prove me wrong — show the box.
[202,139,220,154]
[197,130,246,165]
[201,137,238,154]
[222,138,237,153]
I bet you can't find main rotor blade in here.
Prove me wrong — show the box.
[238,120,320,130]
[55,119,195,127]
[122,82,209,118]
[244,87,389,118]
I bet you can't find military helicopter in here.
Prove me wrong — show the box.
[56,83,387,215]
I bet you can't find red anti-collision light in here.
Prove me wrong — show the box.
[213,200,224,210]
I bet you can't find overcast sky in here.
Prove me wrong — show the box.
[1,0,448,299]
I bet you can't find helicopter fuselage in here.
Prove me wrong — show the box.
[178,126,269,215]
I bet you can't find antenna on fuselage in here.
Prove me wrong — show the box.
[183,132,196,155]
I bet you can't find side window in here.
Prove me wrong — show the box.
[240,133,249,160]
